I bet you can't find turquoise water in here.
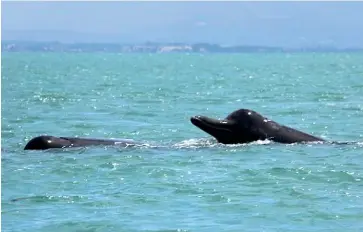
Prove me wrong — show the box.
[2,52,363,231]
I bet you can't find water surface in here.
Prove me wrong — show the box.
[2,52,363,231]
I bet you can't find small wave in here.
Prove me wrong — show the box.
[328,141,363,146]
[172,138,216,149]
[10,194,86,203]
[172,138,273,149]
[267,167,361,184]
[30,220,190,232]
[231,139,272,146]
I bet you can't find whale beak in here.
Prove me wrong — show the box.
[190,115,234,138]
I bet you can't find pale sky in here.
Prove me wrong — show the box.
[2,1,363,47]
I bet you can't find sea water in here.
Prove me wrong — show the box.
[2,52,363,231]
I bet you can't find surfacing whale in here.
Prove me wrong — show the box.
[24,135,139,150]
[190,108,325,144]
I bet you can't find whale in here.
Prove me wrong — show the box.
[24,135,139,150]
[190,108,325,144]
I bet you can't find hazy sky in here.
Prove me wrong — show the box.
[2,1,363,47]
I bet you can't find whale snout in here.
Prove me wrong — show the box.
[24,135,71,150]
[190,115,203,125]
[190,115,234,134]
[190,115,220,129]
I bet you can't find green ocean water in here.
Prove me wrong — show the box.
[1,52,363,231]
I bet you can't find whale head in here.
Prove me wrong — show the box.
[24,135,71,150]
[190,109,268,144]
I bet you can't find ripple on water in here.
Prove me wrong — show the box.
[2,53,363,232]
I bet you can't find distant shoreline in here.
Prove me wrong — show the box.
[2,41,363,53]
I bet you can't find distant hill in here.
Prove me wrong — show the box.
[2,40,363,53]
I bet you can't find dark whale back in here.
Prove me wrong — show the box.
[24,135,137,150]
[229,109,324,143]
